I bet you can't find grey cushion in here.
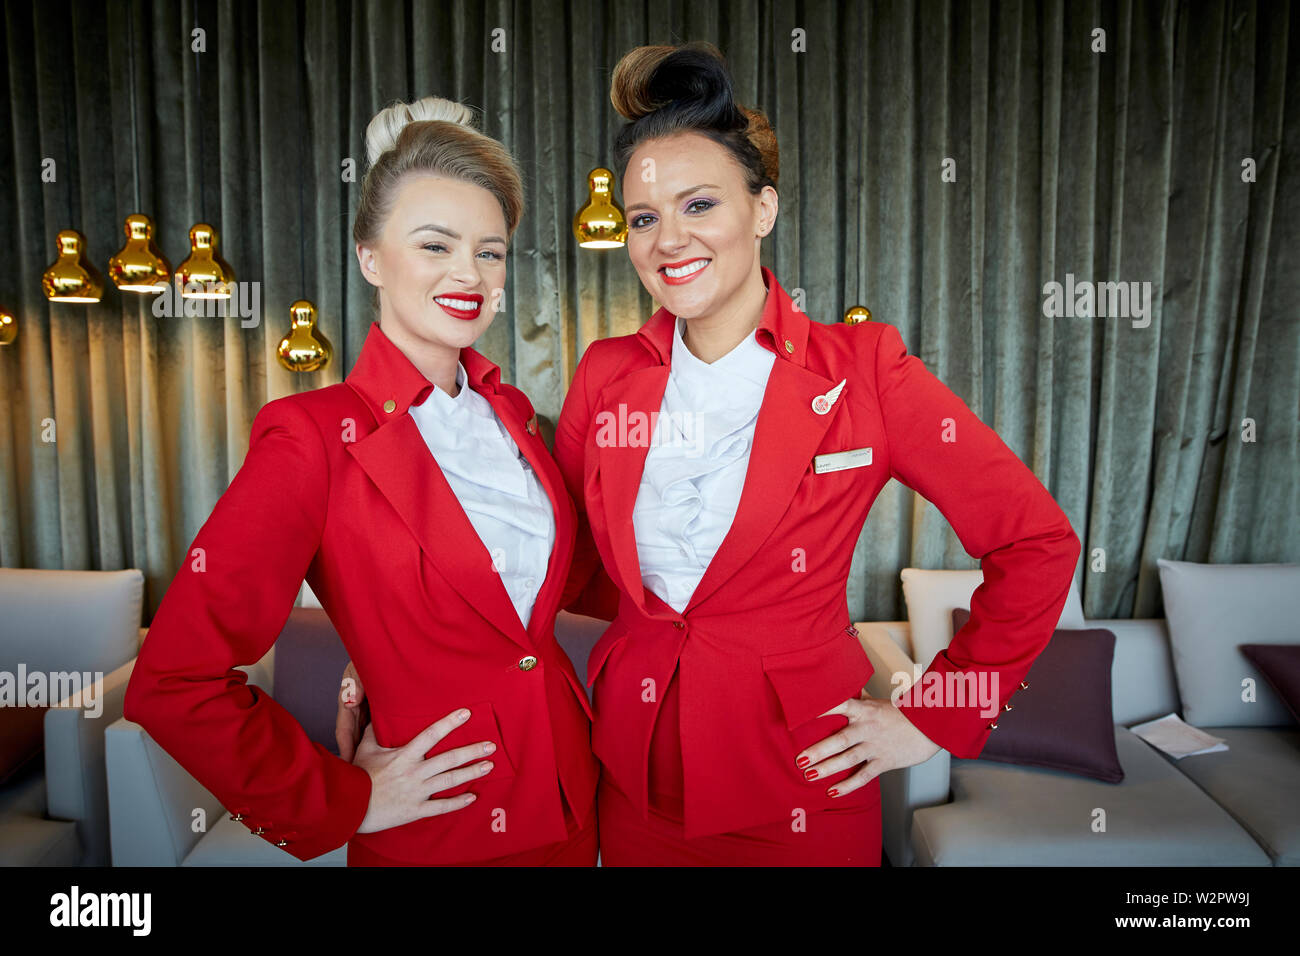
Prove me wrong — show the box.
[0,568,142,677]
[911,727,1273,866]
[1157,559,1300,726]
[1165,727,1300,866]
[1105,619,1182,725]
[182,811,345,867]
[900,569,1085,672]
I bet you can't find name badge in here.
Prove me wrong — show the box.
[813,447,873,474]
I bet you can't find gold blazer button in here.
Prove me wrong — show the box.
[382,399,396,413]
[518,655,539,671]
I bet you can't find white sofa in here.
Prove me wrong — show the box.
[858,567,1299,867]
[105,574,1300,867]
[0,568,145,866]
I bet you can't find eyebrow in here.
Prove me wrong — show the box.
[625,183,721,213]
[408,223,507,245]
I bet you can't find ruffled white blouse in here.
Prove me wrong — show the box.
[632,316,776,613]
[408,361,555,629]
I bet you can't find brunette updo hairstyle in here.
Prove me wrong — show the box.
[353,96,524,309]
[610,42,778,195]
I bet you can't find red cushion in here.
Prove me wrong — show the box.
[952,607,1124,783]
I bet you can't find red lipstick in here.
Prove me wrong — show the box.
[433,292,484,320]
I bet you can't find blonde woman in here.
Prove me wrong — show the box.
[125,97,603,866]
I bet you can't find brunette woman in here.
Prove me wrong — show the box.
[551,44,1080,865]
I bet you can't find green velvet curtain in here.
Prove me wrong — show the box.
[1,0,1296,623]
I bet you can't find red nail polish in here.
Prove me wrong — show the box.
[804,768,818,780]
[796,756,810,769]
[828,788,840,798]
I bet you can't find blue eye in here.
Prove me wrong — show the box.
[422,243,447,253]
[477,249,505,260]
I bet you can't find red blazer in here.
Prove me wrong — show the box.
[553,268,1082,839]
[124,320,599,864]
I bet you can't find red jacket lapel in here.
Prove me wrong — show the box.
[592,269,844,615]
[591,362,671,616]
[343,321,561,650]
[685,357,840,611]
[476,377,577,643]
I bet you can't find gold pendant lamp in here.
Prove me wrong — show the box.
[110,214,171,293]
[276,2,330,373]
[44,229,105,303]
[278,300,332,372]
[179,0,234,300]
[843,305,872,325]
[0,309,17,346]
[109,10,170,294]
[573,167,627,248]
[177,223,234,298]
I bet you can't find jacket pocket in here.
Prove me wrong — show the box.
[585,620,630,688]
[373,700,517,798]
[761,628,874,730]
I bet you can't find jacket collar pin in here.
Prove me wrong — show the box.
[811,379,846,415]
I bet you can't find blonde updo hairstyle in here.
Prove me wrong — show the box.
[610,42,778,195]
[353,96,524,309]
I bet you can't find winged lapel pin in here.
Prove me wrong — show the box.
[811,378,846,415]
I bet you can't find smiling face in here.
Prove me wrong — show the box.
[622,131,777,322]
[354,173,508,352]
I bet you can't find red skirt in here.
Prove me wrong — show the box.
[347,788,597,866]
[598,665,882,866]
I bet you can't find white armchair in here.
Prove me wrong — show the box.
[105,594,609,866]
[0,568,145,866]
[104,653,309,866]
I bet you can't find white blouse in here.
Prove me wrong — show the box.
[407,361,556,629]
[632,316,776,613]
